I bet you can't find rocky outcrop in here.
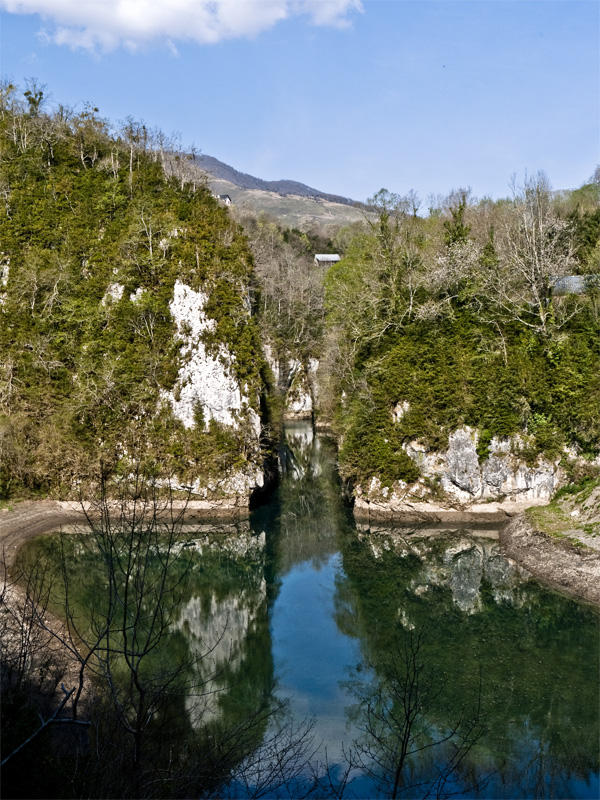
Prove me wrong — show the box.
[166,280,261,436]
[163,280,264,503]
[286,358,319,419]
[0,101,271,508]
[101,281,125,305]
[355,426,565,521]
[263,344,318,420]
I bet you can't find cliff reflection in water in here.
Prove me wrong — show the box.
[26,425,596,797]
[264,424,599,798]
[173,527,269,727]
[336,521,600,798]
[270,423,350,574]
[354,523,531,613]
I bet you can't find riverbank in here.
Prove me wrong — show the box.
[501,481,600,607]
[353,496,532,524]
[0,499,250,569]
[353,486,600,607]
[3,485,599,609]
[500,515,600,607]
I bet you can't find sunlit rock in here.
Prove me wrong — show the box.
[263,344,319,420]
[0,256,9,306]
[392,400,410,423]
[129,286,145,302]
[356,426,563,516]
[165,280,260,437]
[101,281,124,305]
[442,428,482,499]
[287,358,319,419]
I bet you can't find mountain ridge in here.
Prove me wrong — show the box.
[195,154,359,206]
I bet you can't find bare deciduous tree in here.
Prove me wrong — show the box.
[349,632,486,800]
[490,173,579,336]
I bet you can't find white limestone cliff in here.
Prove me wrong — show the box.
[165,280,260,438]
[355,424,565,519]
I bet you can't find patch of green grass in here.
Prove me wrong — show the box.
[526,503,594,551]
[526,503,568,534]
[554,476,600,502]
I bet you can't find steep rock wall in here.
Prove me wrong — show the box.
[286,358,319,419]
[163,280,263,501]
[263,343,319,420]
[166,280,260,436]
[355,426,565,520]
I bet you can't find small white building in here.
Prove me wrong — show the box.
[552,274,599,295]
[314,254,341,267]
[218,194,232,206]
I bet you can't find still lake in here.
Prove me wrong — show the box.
[23,423,599,798]
[256,424,599,798]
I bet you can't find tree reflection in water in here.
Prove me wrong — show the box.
[336,520,600,798]
[256,423,599,799]
[9,424,598,798]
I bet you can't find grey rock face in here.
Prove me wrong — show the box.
[263,343,319,420]
[443,429,482,497]
[482,455,510,491]
[369,423,565,509]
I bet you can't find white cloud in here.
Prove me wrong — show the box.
[1,0,363,50]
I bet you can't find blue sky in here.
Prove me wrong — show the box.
[0,1,597,203]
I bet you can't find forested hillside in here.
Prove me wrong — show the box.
[1,82,598,508]
[241,216,334,418]
[0,85,267,500]
[324,181,600,502]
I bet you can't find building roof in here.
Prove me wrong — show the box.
[314,253,341,264]
[552,274,600,295]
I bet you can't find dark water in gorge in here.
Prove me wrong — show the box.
[22,424,600,798]
[257,424,600,798]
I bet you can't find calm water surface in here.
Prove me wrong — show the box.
[253,424,600,798]
[24,423,599,798]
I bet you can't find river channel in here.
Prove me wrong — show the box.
[20,423,600,798]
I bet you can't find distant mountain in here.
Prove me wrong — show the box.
[195,154,358,206]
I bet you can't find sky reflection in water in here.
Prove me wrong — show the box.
[262,424,600,799]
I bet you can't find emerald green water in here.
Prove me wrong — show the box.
[19,424,600,798]
[262,425,600,798]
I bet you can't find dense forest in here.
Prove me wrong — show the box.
[324,180,600,491]
[0,84,268,500]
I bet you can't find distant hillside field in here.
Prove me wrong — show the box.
[195,154,357,204]
[190,155,367,229]
[209,177,367,229]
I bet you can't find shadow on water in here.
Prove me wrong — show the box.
[10,423,599,798]
[252,422,600,799]
[251,422,355,584]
